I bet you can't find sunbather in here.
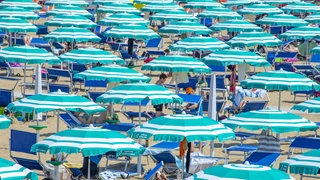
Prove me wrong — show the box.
[72,110,108,124]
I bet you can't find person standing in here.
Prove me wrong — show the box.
[154,73,168,117]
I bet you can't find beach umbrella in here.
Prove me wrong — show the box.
[150,10,197,22]
[159,21,212,35]
[261,0,300,5]
[140,2,183,13]
[0,157,38,180]
[45,0,88,7]
[183,1,223,10]
[197,7,243,20]
[44,27,101,43]
[241,69,320,109]
[134,0,173,4]
[291,97,320,113]
[228,32,282,48]
[187,163,294,180]
[210,19,263,33]
[222,0,261,6]
[59,48,124,64]
[46,5,93,18]
[256,14,308,27]
[0,17,37,33]
[44,14,97,28]
[98,13,149,26]
[97,3,141,15]
[170,36,229,52]
[304,13,320,24]
[238,4,283,16]
[279,26,320,40]
[311,45,320,54]
[93,0,132,5]
[73,64,151,82]
[0,115,11,130]
[203,49,270,67]
[221,108,317,134]
[0,0,41,10]
[0,7,39,20]
[104,24,160,40]
[279,149,320,178]
[281,2,320,13]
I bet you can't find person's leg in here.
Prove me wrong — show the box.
[95,110,108,123]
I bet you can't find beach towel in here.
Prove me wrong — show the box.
[257,130,280,153]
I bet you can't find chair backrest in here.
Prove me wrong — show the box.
[178,94,202,115]
[151,151,177,164]
[310,54,320,63]
[84,79,108,89]
[10,129,37,156]
[0,89,13,107]
[48,83,70,93]
[87,91,104,102]
[293,64,316,71]
[202,100,225,114]
[205,76,226,90]
[35,24,48,36]
[207,65,226,73]
[72,63,87,73]
[109,43,121,52]
[145,38,161,49]
[241,100,268,113]
[200,18,213,26]
[120,50,132,60]
[47,68,72,78]
[275,63,293,72]
[144,161,164,180]
[59,112,82,128]
[276,52,298,59]
[0,61,9,69]
[244,152,280,166]
[177,77,198,91]
[102,123,135,132]
[289,137,320,150]
[266,51,277,64]
[270,26,281,35]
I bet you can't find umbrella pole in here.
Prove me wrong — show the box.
[54,165,59,180]
[278,91,281,110]
[56,111,60,132]
[137,101,142,176]
[208,73,216,157]
[23,63,26,97]
[88,156,91,180]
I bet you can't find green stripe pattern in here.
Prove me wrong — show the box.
[159,21,212,35]
[0,17,37,33]
[7,91,106,114]
[0,7,39,20]
[44,27,101,43]
[150,10,197,22]
[203,49,270,67]
[142,55,212,73]
[45,0,88,6]
[74,65,151,82]
[222,109,317,134]
[0,0,41,10]
[197,7,242,20]
[261,0,300,5]
[105,25,160,40]
[141,2,183,12]
[96,83,183,105]
[211,19,262,32]
[45,14,97,28]
[305,13,320,24]
[134,0,173,4]
[130,114,235,142]
[94,0,132,5]
[238,4,283,15]
[279,26,320,40]
[99,13,149,26]
[0,46,60,64]
[97,3,141,15]
[46,5,93,17]
[0,115,11,130]
[183,1,223,9]
[0,158,38,180]
[256,14,308,27]
[31,127,145,157]
[228,32,282,48]
[281,2,320,13]
[222,0,261,6]
[291,97,320,113]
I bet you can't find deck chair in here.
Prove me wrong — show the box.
[59,112,84,128]
[270,26,282,35]
[310,54,320,63]
[84,79,107,93]
[150,151,180,174]
[145,38,165,56]
[288,137,320,158]
[47,68,81,90]
[144,161,164,180]
[240,100,269,113]
[102,123,135,132]
[275,62,294,72]
[10,129,44,171]
[266,51,277,65]
[176,94,203,116]
[244,152,280,167]
[275,52,298,63]
[48,83,70,93]
[35,24,48,37]
[0,61,34,77]
[87,91,104,102]
[0,76,19,107]
[121,100,153,123]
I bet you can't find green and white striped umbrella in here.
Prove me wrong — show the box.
[31,126,145,157]
[228,32,282,48]
[256,14,308,27]
[203,49,270,67]
[130,114,235,142]
[7,90,106,114]
[93,0,133,5]
[188,164,294,180]
[0,0,41,10]
[97,3,141,15]
[104,25,160,40]
[46,5,93,18]
[211,19,262,33]
[291,97,320,113]
[305,13,320,24]
[183,1,223,9]
[45,0,88,6]
[159,21,212,35]
[59,48,123,64]
[0,7,39,20]
[0,46,60,64]
[141,2,183,13]
[282,2,320,13]
[0,157,38,180]
[134,0,173,4]
[96,82,183,105]
[0,115,11,130]
[279,26,320,40]
[45,14,97,28]
[142,55,212,73]
[197,7,243,20]
[99,13,149,26]
[0,17,37,33]
[261,0,300,5]
[222,0,261,6]
[170,36,230,52]
[73,64,151,82]
[44,27,101,43]
[238,4,283,15]
[311,45,320,54]
[221,108,317,134]
[279,150,320,176]
[150,10,197,22]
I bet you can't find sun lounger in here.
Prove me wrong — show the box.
[121,100,153,123]
[244,152,280,167]
[288,137,320,158]
[144,161,164,180]
[0,61,34,77]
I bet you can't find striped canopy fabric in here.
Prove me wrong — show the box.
[7,90,106,114]
[279,26,320,40]
[150,10,197,22]
[228,32,282,48]
[73,65,151,82]
[141,2,183,13]
[104,25,160,40]
[94,0,132,4]
[31,127,145,157]
[0,115,11,130]
[0,157,38,180]
[0,46,60,64]
[238,4,283,15]
[129,114,235,142]
[187,164,294,180]
[170,36,229,52]
[211,19,262,33]
[305,13,320,24]
[0,0,41,10]
[45,0,88,6]
[0,17,37,33]
[222,0,261,6]
[44,27,101,43]
[261,0,300,5]
[142,55,212,73]
[241,69,320,91]
[46,5,93,17]
[159,21,212,35]
[291,97,320,113]
[311,45,320,54]
[256,14,308,27]
[203,49,270,67]
[221,109,318,134]
[96,82,183,105]
[45,14,97,28]
[183,1,223,9]
[59,48,124,64]
[281,2,320,13]
[134,0,173,4]
[0,7,39,20]
[197,7,242,20]
[279,150,320,176]
[97,3,141,15]
[99,13,149,26]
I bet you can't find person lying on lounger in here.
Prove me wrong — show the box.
[72,110,108,124]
